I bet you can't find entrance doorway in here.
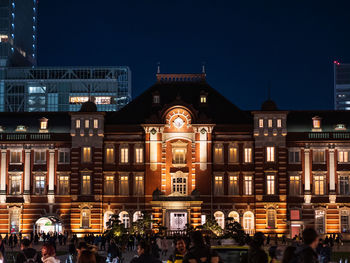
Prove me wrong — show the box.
[35,217,63,234]
[169,212,187,230]
[291,224,301,238]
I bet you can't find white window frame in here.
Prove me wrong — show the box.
[268,119,273,128]
[266,146,275,162]
[338,150,350,163]
[244,148,252,163]
[277,119,282,128]
[135,145,144,164]
[171,172,187,195]
[120,145,129,164]
[266,174,275,195]
[259,118,264,128]
[314,174,325,195]
[9,173,22,195]
[85,119,90,129]
[244,175,253,195]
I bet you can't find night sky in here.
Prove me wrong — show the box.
[37,0,350,110]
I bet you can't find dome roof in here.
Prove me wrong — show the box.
[261,99,278,111]
[79,101,97,112]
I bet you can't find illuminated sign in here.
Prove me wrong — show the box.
[69,97,89,104]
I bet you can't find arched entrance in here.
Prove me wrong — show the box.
[34,216,63,234]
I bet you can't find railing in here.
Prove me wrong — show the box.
[290,132,350,140]
[0,133,69,141]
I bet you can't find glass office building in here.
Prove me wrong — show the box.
[0,66,131,112]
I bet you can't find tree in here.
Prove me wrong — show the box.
[224,217,248,245]
[130,211,154,235]
[105,214,129,246]
[202,218,224,236]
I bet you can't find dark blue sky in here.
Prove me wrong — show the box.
[37,0,350,110]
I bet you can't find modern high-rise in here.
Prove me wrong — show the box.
[334,61,350,110]
[0,66,131,112]
[0,0,37,67]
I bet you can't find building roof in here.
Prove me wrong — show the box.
[106,75,252,126]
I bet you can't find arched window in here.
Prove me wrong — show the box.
[104,211,114,229]
[133,211,142,222]
[81,207,90,229]
[228,211,240,223]
[214,211,225,229]
[243,211,254,233]
[119,211,130,228]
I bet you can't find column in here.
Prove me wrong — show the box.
[48,149,55,194]
[24,148,31,194]
[304,148,311,192]
[187,208,191,225]
[150,130,158,171]
[0,148,6,197]
[329,148,336,192]
[199,128,207,171]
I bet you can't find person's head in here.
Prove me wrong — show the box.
[76,242,89,257]
[41,243,55,257]
[175,237,187,255]
[21,239,31,250]
[77,250,96,263]
[252,232,265,248]
[137,240,150,256]
[282,246,297,263]
[190,231,205,247]
[302,228,319,249]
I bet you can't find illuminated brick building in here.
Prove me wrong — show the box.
[0,72,349,237]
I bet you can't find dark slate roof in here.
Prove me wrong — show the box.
[106,79,252,126]
[261,99,278,111]
[287,111,350,132]
[80,101,97,112]
[0,112,71,133]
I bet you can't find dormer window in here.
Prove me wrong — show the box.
[153,94,160,104]
[335,124,346,131]
[39,117,48,132]
[16,125,26,132]
[312,116,322,131]
[200,94,207,103]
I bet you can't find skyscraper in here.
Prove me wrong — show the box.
[0,0,37,67]
[334,61,350,110]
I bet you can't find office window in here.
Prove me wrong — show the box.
[105,147,115,164]
[259,118,264,128]
[119,175,129,195]
[134,175,144,195]
[81,174,91,195]
[315,210,325,234]
[244,176,253,195]
[228,145,238,163]
[76,119,80,128]
[244,148,252,163]
[267,209,276,228]
[341,210,350,233]
[289,150,300,163]
[58,175,69,195]
[81,207,90,229]
[266,147,275,162]
[34,150,46,164]
[58,149,70,164]
[135,146,143,164]
[34,175,45,195]
[228,176,239,195]
[172,176,187,195]
[85,119,89,128]
[120,146,129,163]
[313,150,325,163]
[93,119,98,129]
[277,119,282,128]
[9,174,21,195]
[338,150,350,163]
[268,119,273,128]
[289,175,301,196]
[104,175,115,195]
[214,176,224,195]
[314,175,325,195]
[266,175,275,195]
[10,150,22,164]
[82,147,91,163]
[214,144,224,163]
[339,175,350,195]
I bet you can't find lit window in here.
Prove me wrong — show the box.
[289,175,301,196]
[70,96,89,104]
[135,146,143,164]
[244,148,252,163]
[266,175,275,195]
[228,211,240,223]
[81,207,90,228]
[76,119,80,128]
[314,175,325,195]
[85,119,89,128]
[266,146,275,162]
[34,150,46,164]
[34,175,45,195]
[229,175,239,195]
[214,176,224,195]
[243,211,254,233]
[315,210,325,234]
[288,150,300,163]
[267,209,276,228]
[312,116,321,130]
[173,148,186,164]
[104,175,114,195]
[200,95,207,103]
[244,176,253,195]
[105,147,115,164]
[119,211,130,228]
[341,210,350,233]
[58,149,70,164]
[153,95,160,104]
[214,211,225,229]
[134,175,144,195]
[335,124,346,131]
[268,119,273,128]
[214,144,224,163]
[338,150,349,163]
[82,147,91,163]
[9,209,20,234]
[277,119,282,128]
[228,146,238,163]
[40,118,48,130]
[259,119,264,128]
[58,175,69,195]
[9,174,21,195]
[81,174,91,195]
[10,150,22,164]
[172,174,187,195]
[16,125,26,132]
[94,119,98,129]
[313,150,325,163]
[120,146,129,163]
[119,175,129,195]
[339,175,350,195]
[95,96,111,104]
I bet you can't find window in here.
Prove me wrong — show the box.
[119,211,130,228]
[119,175,129,195]
[173,148,186,165]
[9,174,21,195]
[312,117,321,129]
[214,211,225,229]
[104,175,114,195]
[40,119,48,130]
[266,175,275,195]
[214,176,224,195]
[243,211,254,233]
[76,119,80,128]
[268,119,273,128]
[341,210,350,233]
[34,175,45,195]
[339,175,350,195]
[104,211,114,229]
[93,119,98,129]
[133,211,143,222]
[266,147,275,162]
[58,149,70,164]
[81,207,90,229]
[85,119,89,128]
[338,150,350,163]
[82,147,91,163]
[153,95,160,104]
[135,146,143,164]
[16,125,27,132]
[200,95,207,103]
[335,124,346,131]
[228,211,240,223]
[134,175,144,195]
[244,175,253,195]
[267,209,276,228]
[214,144,223,163]
[244,148,252,163]
[289,150,300,163]
[315,210,325,234]
[289,175,301,196]
[9,209,20,234]
[81,174,91,195]
[277,119,282,128]
[120,146,129,163]
[34,150,46,164]
[259,118,264,128]
[228,146,238,163]
[314,175,325,195]
[105,147,115,164]
[172,174,187,195]
[313,150,325,163]
[10,150,22,164]
[290,210,300,220]
[58,175,69,195]
[228,175,239,195]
